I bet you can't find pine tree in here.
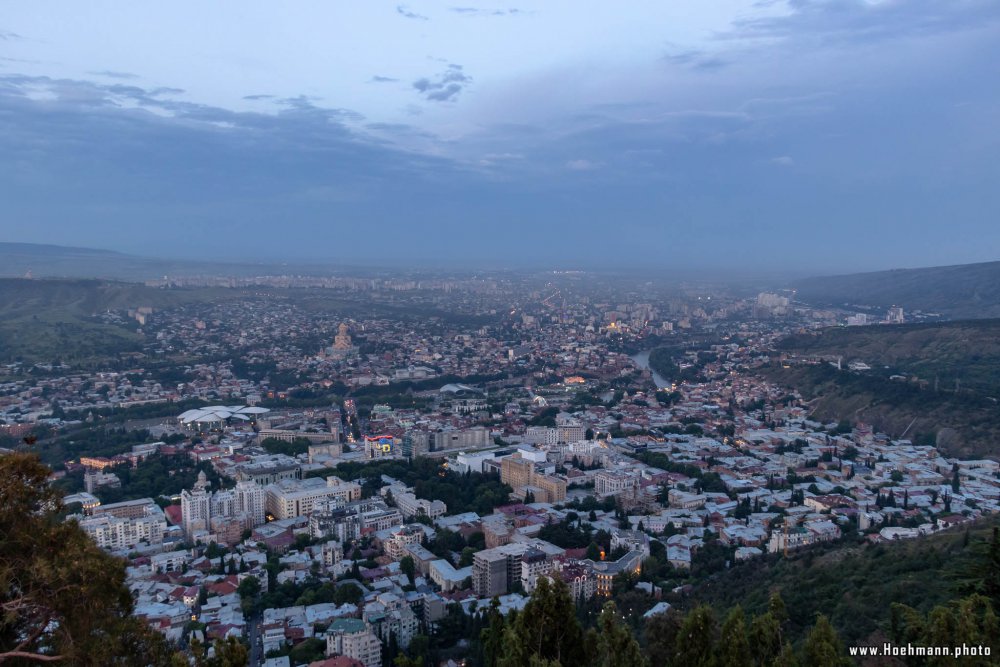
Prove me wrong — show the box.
[482,598,506,667]
[498,577,586,667]
[802,615,848,667]
[643,610,681,667]
[925,606,956,649]
[768,592,789,628]
[717,606,751,667]
[674,605,716,667]
[772,642,799,667]
[890,602,927,645]
[748,612,781,666]
[594,601,647,667]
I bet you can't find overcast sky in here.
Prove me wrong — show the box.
[1,1,998,273]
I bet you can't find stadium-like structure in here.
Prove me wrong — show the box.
[177,405,270,430]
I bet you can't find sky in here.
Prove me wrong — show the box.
[1,1,999,273]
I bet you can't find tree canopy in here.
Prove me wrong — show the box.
[0,453,173,665]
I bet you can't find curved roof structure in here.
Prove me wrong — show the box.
[178,405,269,424]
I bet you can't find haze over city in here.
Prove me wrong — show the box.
[2,1,999,271]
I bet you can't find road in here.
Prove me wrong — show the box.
[247,612,262,666]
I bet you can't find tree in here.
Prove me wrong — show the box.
[772,643,799,667]
[643,610,681,667]
[497,578,586,667]
[189,636,249,667]
[802,615,849,667]
[482,598,506,667]
[952,467,961,493]
[986,527,1000,608]
[0,452,174,665]
[237,576,261,614]
[717,607,751,667]
[593,601,647,667]
[400,555,416,585]
[749,612,782,667]
[674,605,716,667]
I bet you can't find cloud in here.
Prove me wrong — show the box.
[448,6,525,16]
[87,70,139,80]
[566,158,600,171]
[726,0,1000,46]
[242,93,275,100]
[369,75,398,83]
[0,30,22,41]
[396,5,429,20]
[479,152,524,166]
[663,49,729,72]
[412,64,471,102]
[770,155,794,166]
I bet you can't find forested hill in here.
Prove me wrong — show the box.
[687,515,1000,647]
[758,319,1000,460]
[0,278,233,364]
[776,319,1000,396]
[794,260,1000,319]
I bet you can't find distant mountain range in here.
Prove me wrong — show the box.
[5,243,1000,320]
[793,260,1000,319]
[0,242,218,281]
[0,242,346,281]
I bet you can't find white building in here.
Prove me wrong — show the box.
[326,618,382,667]
[76,500,167,550]
[394,491,447,520]
[265,477,362,520]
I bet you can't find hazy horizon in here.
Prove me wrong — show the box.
[2,1,999,273]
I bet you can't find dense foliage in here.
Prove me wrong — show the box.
[0,453,172,664]
[311,456,514,515]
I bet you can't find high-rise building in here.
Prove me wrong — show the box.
[181,471,212,537]
[182,473,266,541]
[472,543,531,597]
[234,479,266,525]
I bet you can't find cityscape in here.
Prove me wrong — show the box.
[2,268,999,665]
[2,2,1000,666]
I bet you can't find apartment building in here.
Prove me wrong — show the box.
[265,476,362,520]
[76,499,167,550]
[472,543,532,597]
[326,618,381,667]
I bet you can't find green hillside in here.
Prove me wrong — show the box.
[760,363,1000,459]
[760,320,1000,459]
[794,260,1000,319]
[688,517,1000,646]
[0,279,234,365]
[777,319,1000,396]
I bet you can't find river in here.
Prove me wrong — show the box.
[630,350,671,389]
